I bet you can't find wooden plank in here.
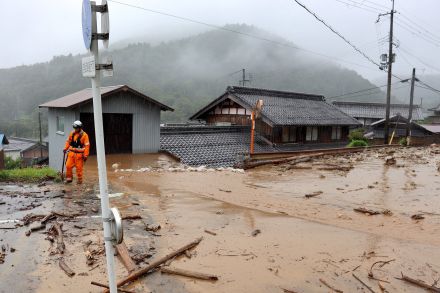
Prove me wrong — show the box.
[161,267,218,281]
[115,242,136,274]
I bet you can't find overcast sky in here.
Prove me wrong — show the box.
[1,0,439,82]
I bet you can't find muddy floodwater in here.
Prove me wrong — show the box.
[1,147,440,292]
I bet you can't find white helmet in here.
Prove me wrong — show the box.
[72,120,83,129]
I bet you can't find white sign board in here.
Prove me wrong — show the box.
[102,55,113,77]
[101,0,110,49]
[82,55,96,77]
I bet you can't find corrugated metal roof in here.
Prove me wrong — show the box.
[333,101,423,120]
[39,85,173,111]
[420,124,440,133]
[191,86,360,126]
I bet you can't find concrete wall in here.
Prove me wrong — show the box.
[47,91,162,169]
[4,150,21,160]
[47,108,77,170]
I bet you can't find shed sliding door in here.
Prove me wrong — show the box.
[80,113,133,155]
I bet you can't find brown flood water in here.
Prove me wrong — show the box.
[2,147,440,292]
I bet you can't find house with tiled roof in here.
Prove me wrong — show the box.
[333,101,423,126]
[160,86,361,167]
[190,86,360,145]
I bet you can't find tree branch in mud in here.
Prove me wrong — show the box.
[319,278,343,293]
[161,267,218,281]
[395,272,440,292]
[103,237,203,293]
[352,273,377,293]
[242,153,325,169]
[48,222,65,254]
[59,258,75,277]
[368,259,395,281]
[91,281,135,293]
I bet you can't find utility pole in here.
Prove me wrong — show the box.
[383,0,395,144]
[406,68,416,138]
[239,68,250,87]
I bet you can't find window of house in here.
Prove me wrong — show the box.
[306,126,318,141]
[237,108,245,115]
[331,126,342,140]
[56,116,65,134]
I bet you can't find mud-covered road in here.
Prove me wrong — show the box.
[1,146,440,292]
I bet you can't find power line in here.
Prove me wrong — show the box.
[108,0,378,71]
[328,81,401,99]
[333,84,408,100]
[292,0,382,68]
[417,80,440,94]
[395,20,440,47]
[330,0,385,14]
[396,15,440,43]
[398,47,440,72]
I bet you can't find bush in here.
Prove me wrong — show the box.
[347,140,368,147]
[0,167,59,183]
[4,157,22,169]
[399,137,408,146]
[348,128,367,142]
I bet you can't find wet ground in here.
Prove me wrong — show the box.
[1,147,440,292]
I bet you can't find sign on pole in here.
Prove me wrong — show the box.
[82,0,92,50]
[101,0,110,49]
[82,55,96,77]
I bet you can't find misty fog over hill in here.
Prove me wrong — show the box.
[0,24,436,137]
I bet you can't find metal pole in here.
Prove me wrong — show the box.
[90,2,117,292]
[384,0,395,144]
[406,68,416,137]
[38,111,43,158]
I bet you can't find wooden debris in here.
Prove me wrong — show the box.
[395,272,440,292]
[281,288,298,293]
[59,258,75,277]
[90,281,135,293]
[305,191,323,198]
[204,229,217,236]
[353,207,381,215]
[122,214,142,220]
[251,229,261,237]
[317,165,353,172]
[243,153,325,169]
[411,214,425,220]
[145,223,161,232]
[319,278,343,293]
[103,237,203,293]
[352,273,377,293]
[161,267,219,281]
[116,241,137,274]
[48,222,65,254]
[369,259,395,280]
[219,188,231,193]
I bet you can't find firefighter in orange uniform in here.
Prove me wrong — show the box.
[63,120,90,184]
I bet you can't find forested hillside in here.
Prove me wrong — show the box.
[0,24,392,137]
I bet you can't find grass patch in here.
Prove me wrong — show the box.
[347,140,368,147]
[0,167,60,183]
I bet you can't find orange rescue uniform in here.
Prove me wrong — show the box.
[64,130,90,183]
